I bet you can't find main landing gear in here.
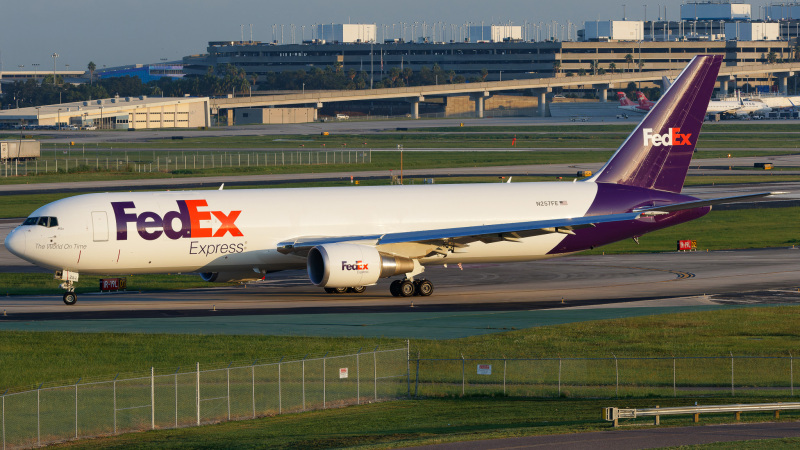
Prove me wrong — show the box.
[324,286,367,294]
[389,278,433,297]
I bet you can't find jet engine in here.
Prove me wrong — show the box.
[200,271,264,283]
[307,243,414,288]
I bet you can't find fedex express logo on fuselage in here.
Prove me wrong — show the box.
[642,128,692,147]
[112,200,242,241]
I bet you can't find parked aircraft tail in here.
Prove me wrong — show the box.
[591,55,722,193]
[617,92,636,106]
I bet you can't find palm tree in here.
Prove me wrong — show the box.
[87,61,96,85]
[609,62,617,73]
[766,51,778,64]
[552,61,562,76]
[624,54,633,72]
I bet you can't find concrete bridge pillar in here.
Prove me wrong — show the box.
[533,88,551,117]
[314,102,323,121]
[470,91,491,118]
[717,75,734,97]
[776,72,794,95]
[407,95,424,119]
[594,83,612,103]
[225,109,234,126]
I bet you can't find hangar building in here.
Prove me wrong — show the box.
[0,96,210,130]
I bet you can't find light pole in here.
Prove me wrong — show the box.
[32,63,40,83]
[52,53,59,85]
[57,108,62,130]
[637,40,643,89]
[499,70,502,82]
[35,106,40,125]
[302,82,305,94]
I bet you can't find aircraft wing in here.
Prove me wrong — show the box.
[277,212,642,255]
[634,192,787,215]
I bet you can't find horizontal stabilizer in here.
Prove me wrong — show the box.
[634,192,787,215]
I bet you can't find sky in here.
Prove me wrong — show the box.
[0,0,745,72]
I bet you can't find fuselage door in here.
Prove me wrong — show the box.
[92,211,109,242]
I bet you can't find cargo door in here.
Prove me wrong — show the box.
[92,211,109,242]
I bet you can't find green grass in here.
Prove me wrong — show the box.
[0,273,240,296]
[3,306,800,448]
[46,397,800,449]
[3,306,800,390]
[583,206,800,254]
[0,146,797,187]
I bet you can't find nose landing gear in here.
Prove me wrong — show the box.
[55,270,79,305]
[62,291,77,305]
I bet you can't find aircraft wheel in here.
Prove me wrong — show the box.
[324,288,337,294]
[399,280,416,297]
[63,292,77,305]
[349,286,367,294]
[389,280,403,297]
[416,280,434,297]
[333,287,348,294]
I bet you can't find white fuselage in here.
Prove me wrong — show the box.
[11,182,599,275]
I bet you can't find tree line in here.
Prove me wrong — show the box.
[1,61,494,109]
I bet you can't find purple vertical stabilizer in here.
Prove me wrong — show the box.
[592,55,722,193]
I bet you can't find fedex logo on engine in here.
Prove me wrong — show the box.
[642,128,692,147]
[342,260,369,271]
[112,200,243,241]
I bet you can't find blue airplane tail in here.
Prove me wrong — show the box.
[591,55,722,193]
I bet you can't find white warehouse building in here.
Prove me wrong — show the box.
[583,20,644,41]
[314,24,376,43]
[468,25,523,42]
[725,22,780,40]
[680,1,751,20]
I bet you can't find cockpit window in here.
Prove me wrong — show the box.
[22,216,58,228]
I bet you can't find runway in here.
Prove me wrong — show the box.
[1,248,798,338]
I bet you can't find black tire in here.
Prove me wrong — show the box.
[389,280,403,297]
[417,280,434,297]
[349,286,367,294]
[63,292,77,305]
[324,288,337,294]
[399,280,416,297]
[333,287,348,294]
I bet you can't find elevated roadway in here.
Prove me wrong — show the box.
[210,62,800,118]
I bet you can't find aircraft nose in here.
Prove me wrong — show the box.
[4,228,26,259]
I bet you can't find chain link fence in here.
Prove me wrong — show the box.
[5,352,798,448]
[1,148,373,177]
[1,346,409,449]
[410,356,798,399]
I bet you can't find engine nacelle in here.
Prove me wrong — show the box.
[200,271,263,283]
[307,243,415,288]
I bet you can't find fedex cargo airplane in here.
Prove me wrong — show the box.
[3,55,783,305]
